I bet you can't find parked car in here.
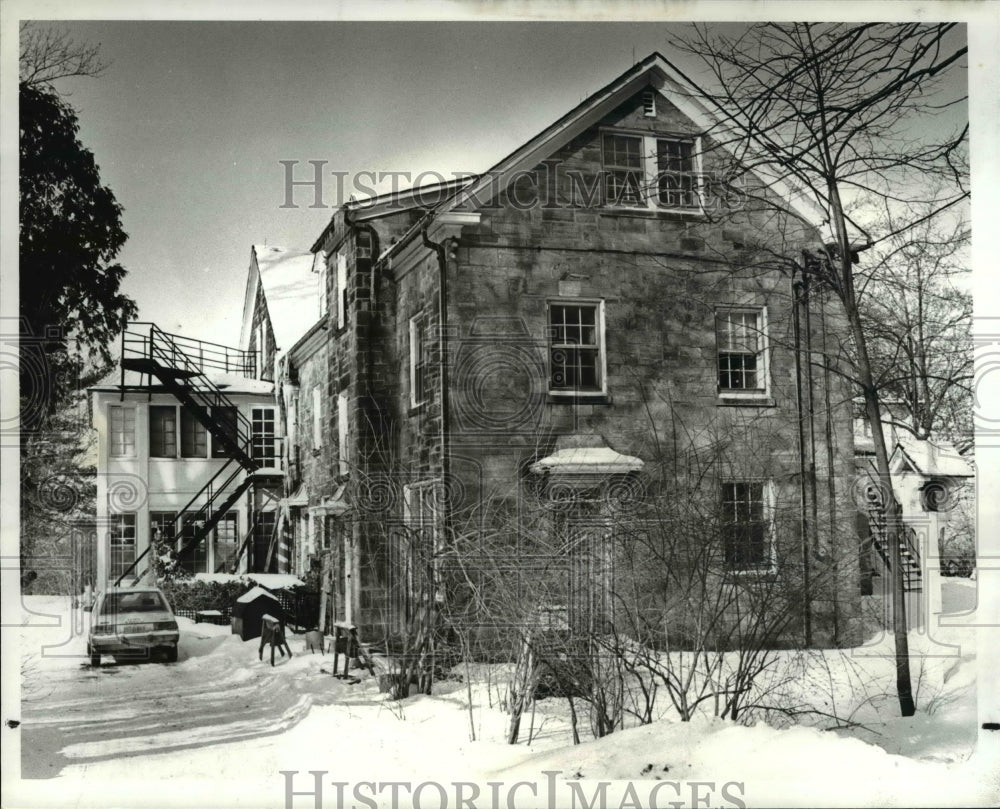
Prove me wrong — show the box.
[88,587,180,665]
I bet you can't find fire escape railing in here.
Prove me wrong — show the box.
[867,495,922,593]
[122,321,257,376]
[115,322,278,587]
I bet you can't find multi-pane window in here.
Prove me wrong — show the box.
[656,139,696,208]
[251,407,276,462]
[214,513,238,574]
[177,513,206,575]
[717,309,766,392]
[153,511,236,574]
[150,512,177,549]
[109,406,135,457]
[149,406,177,457]
[601,131,700,210]
[721,482,770,570]
[409,312,427,407]
[602,133,644,207]
[181,409,208,458]
[211,406,238,458]
[108,512,137,581]
[253,511,277,573]
[549,303,603,393]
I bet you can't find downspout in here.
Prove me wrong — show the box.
[792,269,812,647]
[343,206,381,628]
[421,223,452,546]
[802,270,821,570]
[818,286,840,643]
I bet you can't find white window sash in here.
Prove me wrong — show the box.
[716,306,770,398]
[109,405,136,457]
[547,299,607,396]
[312,387,322,449]
[409,313,425,408]
[601,129,703,213]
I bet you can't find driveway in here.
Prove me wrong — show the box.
[18,596,357,779]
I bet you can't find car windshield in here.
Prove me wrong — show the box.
[100,592,168,615]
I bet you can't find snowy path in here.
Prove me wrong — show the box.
[19,598,351,778]
[12,590,998,807]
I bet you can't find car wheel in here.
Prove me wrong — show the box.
[164,645,178,663]
[88,645,100,667]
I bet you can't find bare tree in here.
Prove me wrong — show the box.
[858,217,972,443]
[669,22,969,717]
[19,21,108,91]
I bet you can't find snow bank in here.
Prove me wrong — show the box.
[189,573,305,589]
[10,594,999,808]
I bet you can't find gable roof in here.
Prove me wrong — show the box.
[239,245,318,355]
[372,51,836,267]
[890,435,974,479]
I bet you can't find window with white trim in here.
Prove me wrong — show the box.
[601,131,701,210]
[336,251,348,330]
[211,406,238,459]
[337,392,349,476]
[721,481,774,571]
[315,249,328,318]
[181,408,208,458]
[149,405,177,458]
[312,387,322,449]
[548,302,605,394]
[401,480,443,599]
[109,405,135,457]
[409,312,427,408]
[251,407,277,463]
[108,511,136,581]
[716,308,768,395]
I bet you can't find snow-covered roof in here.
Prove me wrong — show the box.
[235,585,282,604]
[530,434,644,476]
[892,436,974,478]
[251,245,319,354]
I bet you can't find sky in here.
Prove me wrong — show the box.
[29,20,738,348]
[2,7,985,354]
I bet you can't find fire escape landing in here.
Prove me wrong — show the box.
[115,323,281,585]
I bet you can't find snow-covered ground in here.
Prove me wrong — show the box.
[8,581,999,808]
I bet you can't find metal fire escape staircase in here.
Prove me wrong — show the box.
[867,496,922,593]
[115,323,279,586]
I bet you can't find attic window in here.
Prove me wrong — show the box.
[642,89,656,117]
[601,131,702,211]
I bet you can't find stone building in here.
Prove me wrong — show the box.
[242,52,864,648]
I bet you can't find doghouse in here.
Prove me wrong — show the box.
[231,587,284,641]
